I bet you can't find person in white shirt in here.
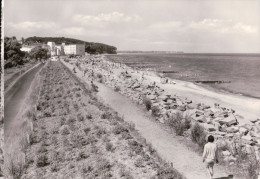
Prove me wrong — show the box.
[203,135,219,179]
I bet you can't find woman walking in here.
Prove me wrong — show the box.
[203,135,219,179]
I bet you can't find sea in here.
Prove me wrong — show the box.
[106,53,260,99]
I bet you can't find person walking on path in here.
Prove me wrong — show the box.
[203,135,219,179]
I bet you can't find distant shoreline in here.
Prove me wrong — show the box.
[116,52,260,56]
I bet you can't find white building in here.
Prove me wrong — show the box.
[64,44,85,56]
[47,42,55,51]
[20,46,34,53]
[47,42,57,56]
[56,45,65,55]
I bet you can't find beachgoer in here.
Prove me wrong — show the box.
[203,135,219,179]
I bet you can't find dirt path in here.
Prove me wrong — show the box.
[62,60,239,179]
[96,82,235,179]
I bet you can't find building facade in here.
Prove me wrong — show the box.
[64,44,85,56]
[47,42,85,56]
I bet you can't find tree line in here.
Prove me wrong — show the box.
[4,37,49,68]
[25,36,117,54]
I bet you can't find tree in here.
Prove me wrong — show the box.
[4,37,25,68]
[29,46,49,61]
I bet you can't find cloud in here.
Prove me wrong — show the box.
[189,18,258,34]
[63,27,85,35]
[149,21,183,33]
[8,21,57,31]
[73,11,141,27]
[232,23,258,33]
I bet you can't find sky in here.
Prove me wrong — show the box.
[4,0,260,53]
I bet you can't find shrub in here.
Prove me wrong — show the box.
[96,127,106,138]
[143,98,152,111]
[167,112,191,136]
[128,140,143,155]
[29,133,39,145]
[191,123,207,149]
[77,151,89,161]
[91,83,99,92]
[106,142,114,151]
[84,127,91,135]
[82,164,93,174]
[114,86,121,92]
[36,154,49,167]
[156,164,183,179]
[51,162,59,172]
[167,113,185,136]
[101,112,112,119]
[86,114,93,120]
[183,114,191,130]
[113,125,129,135]
[151,106,160,117]
[97,73,102,79]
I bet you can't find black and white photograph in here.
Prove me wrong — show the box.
[2,0,260,178]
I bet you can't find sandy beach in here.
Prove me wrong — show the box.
[65,55,260,126]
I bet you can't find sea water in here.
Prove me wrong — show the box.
[106,53,260,98]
